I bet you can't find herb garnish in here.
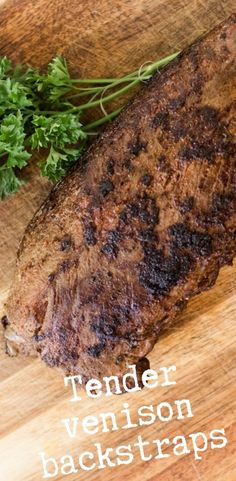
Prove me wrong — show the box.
[0,52,179,199]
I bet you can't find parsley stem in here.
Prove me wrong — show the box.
[66,52,180,110]
[67,75,145,99]
[38,78,139,116]
[21,52,180,118]
[127,51,179,77]
[66,52,179,101]
[77,78,140,111]
[83,107,123,131]
[67,86,109,98]
[32,52,180,117]
[70,78,117,84]
[69,52,179,85]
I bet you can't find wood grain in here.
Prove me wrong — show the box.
[0,1,235,481]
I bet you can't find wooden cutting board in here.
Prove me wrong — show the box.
[0,1,235,480]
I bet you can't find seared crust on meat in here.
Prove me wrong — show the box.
[4,15,236,384]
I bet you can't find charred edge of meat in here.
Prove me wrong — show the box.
[101,230,121,259]
[48,273,55,282]
[139,246,193,295]
[179,197,195,214]
[88,302,144,358]
[60,235,73,252]
[91,316,119,341]
[198,192,236,226]
[32,333,45,342]
[128,135,147,156]
[152,104,235,164]
[120,195,160,226]
[100,195,160,259]
[169,223,213,256]
[139,174,153,186]
[140,228,159,243]
[99,179,114,197]
[1,315,9,329]
[157,155,173,174]
[123,158,135,172]
[87,341,106,358]
[151,111,169,129]
[179,142,216,163]
[106,159,115,175]
[82,219,97,246]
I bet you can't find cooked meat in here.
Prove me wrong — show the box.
[4,16,236,387]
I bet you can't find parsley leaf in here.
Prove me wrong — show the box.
[0,111,30,199]
[0,168,25,199]
[0,111,31,168]
[40,145,84,182]
[39,57,73,104]
[0,57,12,79]
[0,77,33,115]
[30,112,87,149]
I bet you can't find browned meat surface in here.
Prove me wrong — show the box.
[4,16,236,385]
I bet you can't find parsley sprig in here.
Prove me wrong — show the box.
[0,52,178,199]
